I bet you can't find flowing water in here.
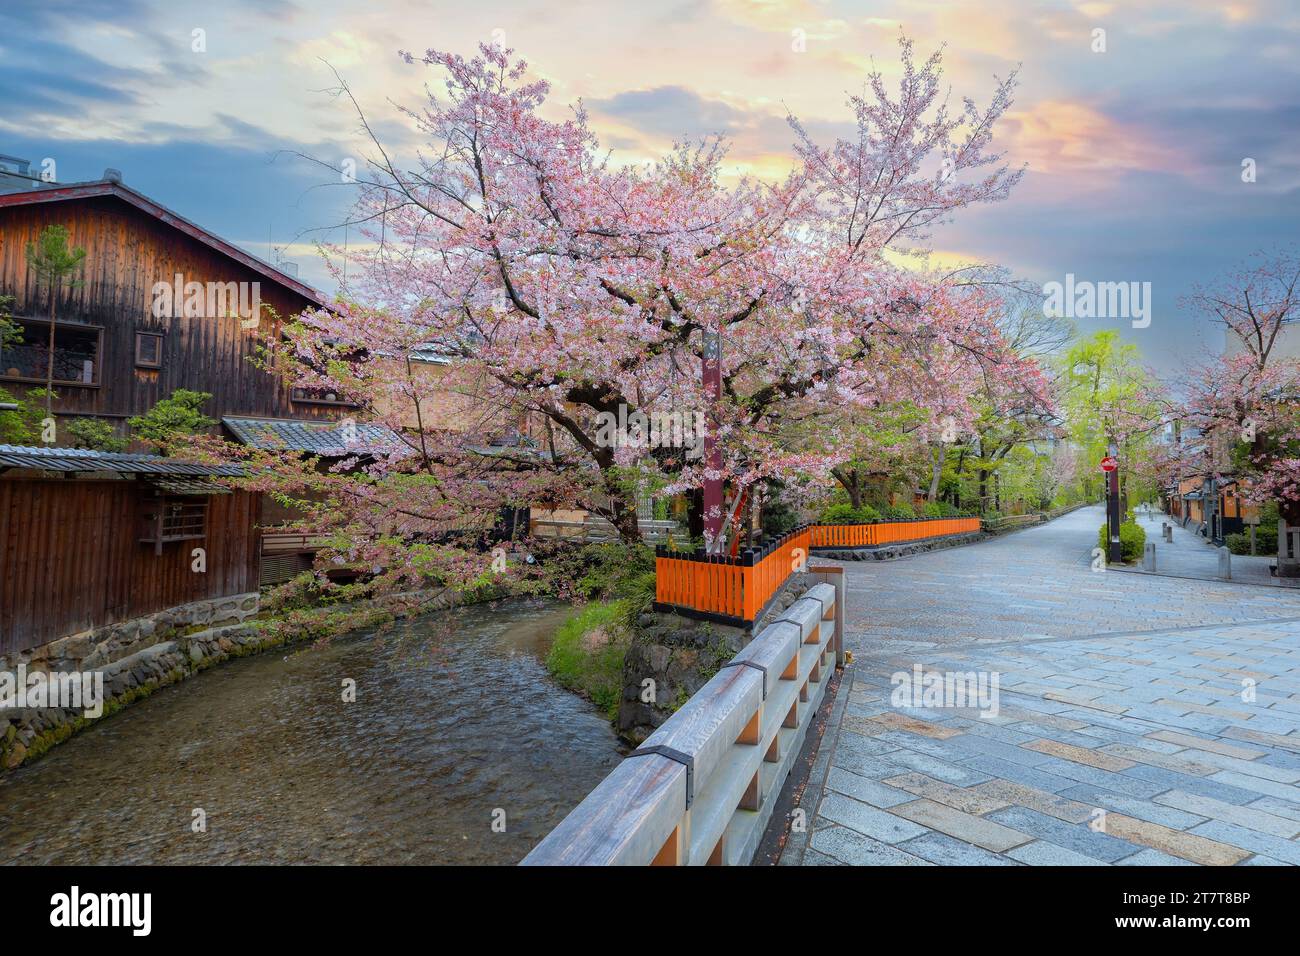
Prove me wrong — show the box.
[0,599,622,864]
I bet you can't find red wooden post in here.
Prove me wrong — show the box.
[702,326,723,548]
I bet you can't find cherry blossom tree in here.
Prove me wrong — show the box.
[253,36,1046,591]
[1180,251,1300,521]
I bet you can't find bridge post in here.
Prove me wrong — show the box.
[809,565,846,668]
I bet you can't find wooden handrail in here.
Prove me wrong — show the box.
[523,577,842,866]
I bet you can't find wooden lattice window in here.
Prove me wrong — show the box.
[140,495,209,555]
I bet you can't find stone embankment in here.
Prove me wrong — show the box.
[616,575,814,744]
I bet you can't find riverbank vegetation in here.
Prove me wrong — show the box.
[545,601,631,720]
[540,544,656,722]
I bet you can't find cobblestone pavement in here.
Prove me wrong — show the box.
[792,505,1300,866]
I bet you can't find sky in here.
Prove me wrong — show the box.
[2,0,1298,378]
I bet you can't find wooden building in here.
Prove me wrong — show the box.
[0,172,671,651]
[0,445,258,656]
[0,175,339,432]
[1169,474,1245,543]
[0,175,346,650]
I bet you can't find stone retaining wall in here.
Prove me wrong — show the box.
[617,575,815,745]
[0,593,260,771]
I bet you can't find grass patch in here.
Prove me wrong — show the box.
[545,600,631,720]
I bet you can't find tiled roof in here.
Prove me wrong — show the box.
[222,417,402,456]
[0,180,329,307]
[146,477,232,495]
[0,445,241,476]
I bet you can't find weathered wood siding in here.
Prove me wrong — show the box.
[0,195,333,429]
[0,478,260,655]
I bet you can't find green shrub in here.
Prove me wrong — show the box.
[0,386,51,444]
[128,388,215,448]
[619,570,657,622]
[1225,526,1276,556]
[565,541,655,601]
[65,417,127,452]
[922,502,944,518]
[819,502,881,524]
[1098,520,1146,563]
[819,502,858,523]
[883,503,915,520]
[545,600,631,719]
[759,485,800,537]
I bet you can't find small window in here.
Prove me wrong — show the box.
[135,331,163,368]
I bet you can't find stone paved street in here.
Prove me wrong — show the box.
[790,505,1300,866]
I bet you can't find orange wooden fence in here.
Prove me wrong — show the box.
[809,516,979,548]
[654,517,980,624]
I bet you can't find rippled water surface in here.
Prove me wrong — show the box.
[0,599,622,864]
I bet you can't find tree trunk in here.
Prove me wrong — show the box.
[593,467,643,545]
[44,277,58,419]
[607,491,643,545]
[927,445,944,502]
[686,488,704,541]
[832,466,864,510]
[953,449,967,509]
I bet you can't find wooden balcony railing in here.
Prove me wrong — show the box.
[522,570,844,866]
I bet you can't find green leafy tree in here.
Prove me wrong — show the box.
[1057,330,1167,503]
[24,225,87,420]
[0,293,20,351]
[0,386,54,445]
[128,389,216,450]
[822,402,930,511]
[65,417,127,452]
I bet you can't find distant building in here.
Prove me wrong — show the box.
[0,155,53,196]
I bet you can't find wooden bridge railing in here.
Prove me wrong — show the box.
[654,516,979,625]
[522,569,844,866]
